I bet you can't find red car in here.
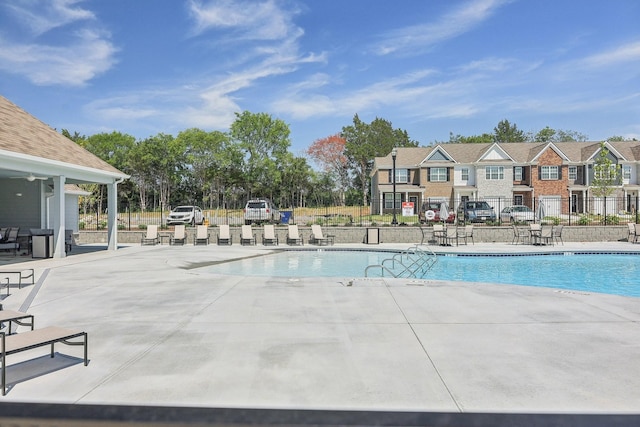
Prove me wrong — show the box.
[419,202,456,223]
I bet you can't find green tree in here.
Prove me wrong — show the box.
[592,141,621,198]
[447,132,494,144]
[342,114,418,205]
[230,111,291,200]
[493,119,527,143]
[534,126,556,142]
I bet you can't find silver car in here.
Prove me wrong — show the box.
[500,205,535,222]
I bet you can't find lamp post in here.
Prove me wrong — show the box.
[391,147,398,226]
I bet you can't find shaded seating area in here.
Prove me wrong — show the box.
[170,225,186,245]
[195,225,211,246]
[0,228,20,256]
[262,224,279,246]
[309,225,334,246]
[241,225,256,246]
[286,224,303,245]
[215,225,231,246]
[141,225,159,245]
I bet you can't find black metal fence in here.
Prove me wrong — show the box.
[77,196,639,230]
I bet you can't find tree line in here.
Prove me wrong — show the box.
[63,113,631,213]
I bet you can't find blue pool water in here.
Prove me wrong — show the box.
[202,250,640,297]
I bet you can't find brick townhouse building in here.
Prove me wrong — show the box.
[371,141,640,218]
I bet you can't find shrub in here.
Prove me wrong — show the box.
[578,215,590,225]
[79,221,85,230]
[138,224,147,230]
[605,215,620,225]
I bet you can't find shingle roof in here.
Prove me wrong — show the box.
[0,95,125,175]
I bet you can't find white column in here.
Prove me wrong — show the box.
[52,175,66,258]
[107,180,119,251]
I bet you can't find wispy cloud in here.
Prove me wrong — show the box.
[373,0,512,56]
[581,40,640,68]
[0,0,116,86]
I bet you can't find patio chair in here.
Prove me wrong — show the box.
[309,224,334,246]
[195,225,211,245]
[552,225,564,245]
[635,224,640,243]
[65,229,75,253]
[0,227,19,255]
[262,224,279,246]
[215,224,231,245]
[141,225,159,245]
[441,226,458,246]
[512,225,529,245]
[170,224,186,245]
[286,224,303,245]
[240,225,256,245]
[432,224,445,245]
[459,225,474,245]
[628,223,637,242]
[529,223,541,245]
[540,225,554,246]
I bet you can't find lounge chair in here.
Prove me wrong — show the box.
[309,224,334,246]
[634,224,640,244]
[511,225,529,245]
[1,326,88,395]
[195,225,211,245]
[240,225,256,245]
[141,225,159,245]
[286,224,303,245]
[262,224,279,245]
[216,225,231,245]
[0,310,34,334]
[170,224,186,245]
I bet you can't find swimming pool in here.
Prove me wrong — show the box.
[202,250,640,297]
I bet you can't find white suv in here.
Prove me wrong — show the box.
[167,206,204,226]
[244,199,280,225]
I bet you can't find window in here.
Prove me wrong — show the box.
[485,166,504,180]
[514,166,523,181]
[389,168,409,183]
[594,164,617,180]
[540,166,559,180]
[623,165,631,180]
[384,193,401,209]
[461,168,469,180]
[568,166,577,180]
[429,167,448,182]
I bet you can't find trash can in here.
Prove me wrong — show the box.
[30,228,54,258]
[281,211,292,224]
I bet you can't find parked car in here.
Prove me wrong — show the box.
[244,198,281,225]
[459,201,496,223]
[419,202,456,223]
[500,205,535,222]
[166,206,204,226]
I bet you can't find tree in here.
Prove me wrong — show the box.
[534,126,556,142]
[230,111,291,200]
[342,115,418,205]
[447,132,494,144]
[493,119,526,143]
[307,134,349,205]
[592,141,621,198]
[555,129,588,142]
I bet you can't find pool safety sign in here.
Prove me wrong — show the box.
[402,202,414,216]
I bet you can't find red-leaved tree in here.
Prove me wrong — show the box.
[307,134,349,205]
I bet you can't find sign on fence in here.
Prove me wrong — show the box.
[402,202,414,216]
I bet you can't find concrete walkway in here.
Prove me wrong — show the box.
[0,242,639,413]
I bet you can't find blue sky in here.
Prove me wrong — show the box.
[1,0,639,155]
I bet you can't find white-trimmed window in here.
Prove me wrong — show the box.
[594,164,617,180]
[485,166,504,180]
[514,166,523,181]
[429,167,448,182]
[540,166,559,180]
[461,168,469,180]
[568,166,577,180]
[384,193,401,209]
[389,169,408,183]
[623,165,631,180]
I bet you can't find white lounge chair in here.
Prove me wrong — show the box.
[141,225,159,245]
[194,225,210,245]
[170,224,186,245]
[286,224,303,245]
[310,224,334,245]
[240,225,256,245]
[262,224,279,245]
[216,225,231,245]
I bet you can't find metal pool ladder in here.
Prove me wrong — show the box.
[364,245,438,278]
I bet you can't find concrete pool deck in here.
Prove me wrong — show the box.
[0,241,639,413]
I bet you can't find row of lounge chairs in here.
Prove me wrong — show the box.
[140,224,335,246]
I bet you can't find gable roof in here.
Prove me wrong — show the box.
[0,95,127,182]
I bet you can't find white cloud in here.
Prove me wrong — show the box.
[373,0,512,56]
[582,40,640,68]
[4,0,95,35]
